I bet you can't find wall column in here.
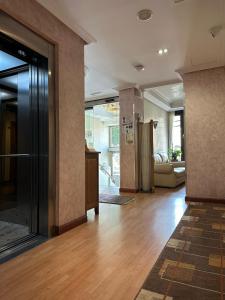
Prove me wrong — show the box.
[119,88,144,192]
[183,67,225,201]
[0,0,86,234]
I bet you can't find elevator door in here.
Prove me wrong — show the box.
[0,37,48,250]
[0,66,37,248]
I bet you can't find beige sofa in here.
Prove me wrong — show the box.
[154,153,185,188]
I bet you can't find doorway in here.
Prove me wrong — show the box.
[85,102,120,195]
[0,32,49,251]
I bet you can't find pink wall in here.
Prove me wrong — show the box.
[0,0,86,226]
[184,67,225,200]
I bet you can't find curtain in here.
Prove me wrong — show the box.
[168,112,174,150]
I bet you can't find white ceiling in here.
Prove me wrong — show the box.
[92,104,119,123]
[37,0,225,106]
[144,83,185,111]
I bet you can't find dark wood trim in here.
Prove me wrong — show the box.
[54,215,87,235]
[119,188,139,193]
[186,196,225,204]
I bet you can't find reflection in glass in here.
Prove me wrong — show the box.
[85,103,120,193]
[0,69,32,248]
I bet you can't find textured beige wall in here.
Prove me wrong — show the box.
[184,67,225,200]
[119,88,144,190]
[0,0,85,225]
[144,99,169,154]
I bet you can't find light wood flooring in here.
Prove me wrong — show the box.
[0,186,186,300]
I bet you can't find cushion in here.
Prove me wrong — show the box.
[174,167,185,178]
[154,154,162,164]
[171,161,185,168]
[154,163,173,174]
[159,152,169,163]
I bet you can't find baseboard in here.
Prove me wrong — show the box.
[119,188,139,193]
[55,215,87,235]
[186,196,225,204]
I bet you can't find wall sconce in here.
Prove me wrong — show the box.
[153,121,158,129]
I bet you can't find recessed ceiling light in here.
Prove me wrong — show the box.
[158,48,168,55]
[158,49,163,55]
[137,9,153,22]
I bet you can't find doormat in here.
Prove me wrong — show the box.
[99,194,134,205]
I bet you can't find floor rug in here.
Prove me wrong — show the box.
[136,202,225,300]
[99,194,134,205]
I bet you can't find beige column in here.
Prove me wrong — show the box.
[119,88,144,192]
[183,67,225,200]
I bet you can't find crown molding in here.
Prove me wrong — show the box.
[37,0,96,44]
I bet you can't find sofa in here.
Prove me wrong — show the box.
[154,153,185,188]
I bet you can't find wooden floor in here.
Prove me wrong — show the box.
[0,186,186,300]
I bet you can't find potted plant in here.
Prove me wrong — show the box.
[168,148,182,162]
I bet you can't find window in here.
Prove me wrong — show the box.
[109,126,119,148]
[85,108,94,148]
[172,115,181,150]
[172,110,185,160]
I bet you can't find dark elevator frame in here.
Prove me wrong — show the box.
[0,11,56,242]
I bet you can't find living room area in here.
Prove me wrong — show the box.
[143,82,186,191]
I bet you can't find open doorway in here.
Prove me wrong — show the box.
[85,102,120,195]
[143,83,186,191]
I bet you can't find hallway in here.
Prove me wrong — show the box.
[0,187,186,300]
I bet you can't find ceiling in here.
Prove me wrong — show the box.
[37,0,225,108]
[92,103,119,124]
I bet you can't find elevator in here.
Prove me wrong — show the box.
[0,13,55,260]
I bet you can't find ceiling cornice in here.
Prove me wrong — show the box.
[140,79,183,90]
[37,0,96,44]
[143,91,171,112]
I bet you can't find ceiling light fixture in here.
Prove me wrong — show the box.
[137,9,153,22]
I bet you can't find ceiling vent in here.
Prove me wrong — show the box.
[174,0,185,3]
[134,64,145,71]
[137,9,153,22]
